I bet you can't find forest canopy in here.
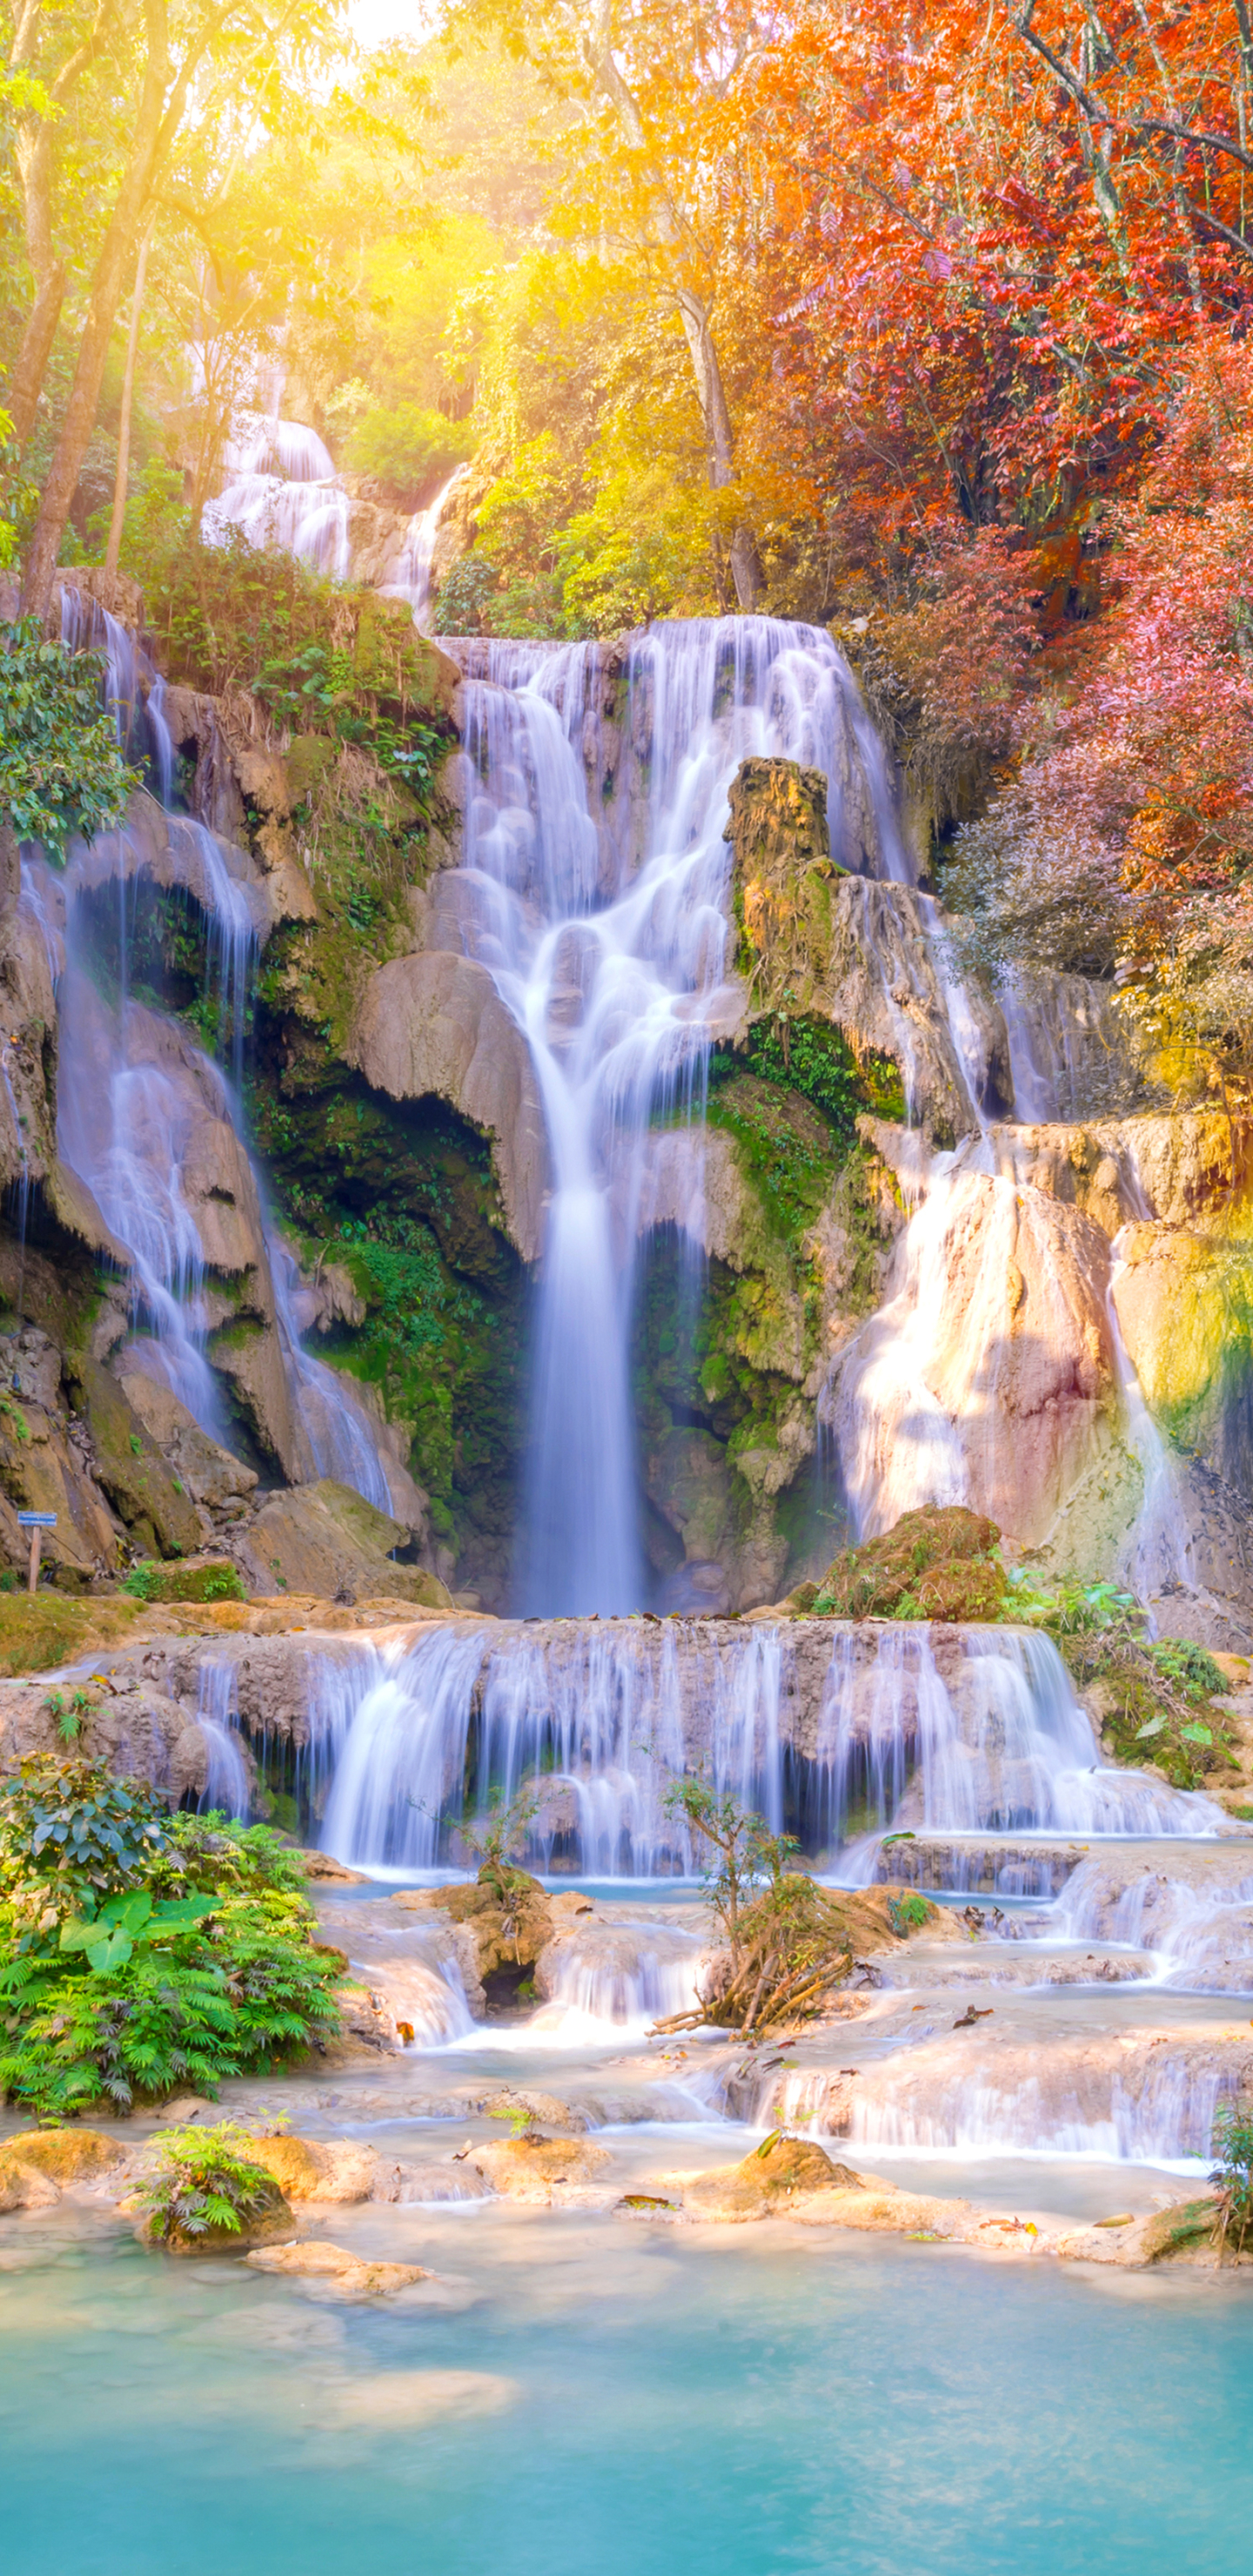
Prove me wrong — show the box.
[3,0,1253,1079]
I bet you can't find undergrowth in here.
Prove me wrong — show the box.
[0,1762,340,2116]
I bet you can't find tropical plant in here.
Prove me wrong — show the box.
[1211,2103,1253,2256]
[344,401,474,506]
[135,2120,290,2244]
[0,1757,341,2116]
[458,1787,540,1904]
[0,620,133,861]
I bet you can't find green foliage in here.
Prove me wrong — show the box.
[814,1506,1008,1622]
[0,1756,169,1915]
[120,1560,246,1604]
[887,1892,930,1935]
[0,619,134,862]
[1007,1573,1236,1788]
[432,552,500,635]
[1211,2103,1253,2255]
[344,402,474,507]
[0,1758,339,2116]
[459,1788,539,1905]
[135,2120,290,2245]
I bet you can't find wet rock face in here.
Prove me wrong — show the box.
[347,948,549,1263]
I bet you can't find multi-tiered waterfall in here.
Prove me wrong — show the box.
[447,621,910,1613]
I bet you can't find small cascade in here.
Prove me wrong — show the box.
[195,1657,250,1818]
[762,2053,1230,2167]
[1106,1227,1199,1608]
[56,956,233,1438]
[446,617,908,1613]
[204,415,351,579]
[315,1617,790,1877]
[268,1233,395,1513]
[1051,1852,1253,1995]
[379,466,466,628]
[532,1922,705,2038]
[307,1614,1222,1882]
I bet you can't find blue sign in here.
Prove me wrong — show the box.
[17,1512,57,1527]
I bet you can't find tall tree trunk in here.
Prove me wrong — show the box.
[675,286,763,611]
[5,262,66,450]
[21,0,171,617]
[6,0,119,453]
[104,226,151,577]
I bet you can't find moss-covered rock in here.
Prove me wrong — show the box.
[812,1506,1008,1621]
[65,1358,203,1560]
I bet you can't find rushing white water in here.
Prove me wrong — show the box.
[204,415,351,578]
[310,1614,1222,1882]
[195,1655,251,1817]
[49,594,399,1506]
[446,618,908,1613]
[765,2054,1229,2166]
[267,1231,395,1513]
[379,466,466,627]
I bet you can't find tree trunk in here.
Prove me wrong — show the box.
[675,286,764,611]
[20,0,172,619]
[104,227,151,577]
[4,262,67,451]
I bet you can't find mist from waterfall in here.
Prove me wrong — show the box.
[446,618,908,1614]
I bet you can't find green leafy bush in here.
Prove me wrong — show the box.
[1211,2103,1253,2254]
[344,402,474,507]
[0,617,134,860]
[0,1757,340,2116]
[120,1560,246,1604]
[135,2120,291,2246]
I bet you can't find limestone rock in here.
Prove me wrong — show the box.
[116,1370,258,1508]
[246,2136,379,2204]
[683,2137,862,2222]
[207,1322,301,1481]
[234,1479,452,1607]
[348,949,549,1262]
[471,2136,612,2201]
[0,2128,124,2184]
[0,2159,61,2210]
[65,1357,203,1559]
[245,2238,431,2295]
[0,1358,120,1577]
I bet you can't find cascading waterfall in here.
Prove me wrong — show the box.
[379,466,467,627]
[311,1613,1223,1881]
[447,618,908,1613]
[204,415,351,579]
[46,587,398,1502]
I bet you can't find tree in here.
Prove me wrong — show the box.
[461,0,770,608]
[10,0,348,616]
[0,614,133,860]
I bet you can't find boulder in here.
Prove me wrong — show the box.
[348,949,549,1263]
[683,2137,862,2222]
[245,2238,431,2296]
[233,1479,452,1607]
[0,2128,124,2184]
[470,2136,612,2201]
[0,2159,61,2210]
[65,1358,203,1559]
[116,1369,258,1509]
[246,2135,379,2204]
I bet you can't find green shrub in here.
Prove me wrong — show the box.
[0,1757,340,2116]
[134,2119,291,2245]
[0,616,134,860]
[344,402,474,507]
[1211,2103,1253,2254]
[120,1560,246,1604]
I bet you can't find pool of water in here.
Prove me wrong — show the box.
[3,2201,1250,2575]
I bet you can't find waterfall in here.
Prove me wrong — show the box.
[446,618,907,1613]
[309,1614,1223,1881]
[379,466,467,627]
[204,415,351,579]
[48,590,399,1506]
[195,1655,250,1817]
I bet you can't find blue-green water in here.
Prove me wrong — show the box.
[3,2205,1250,2575]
